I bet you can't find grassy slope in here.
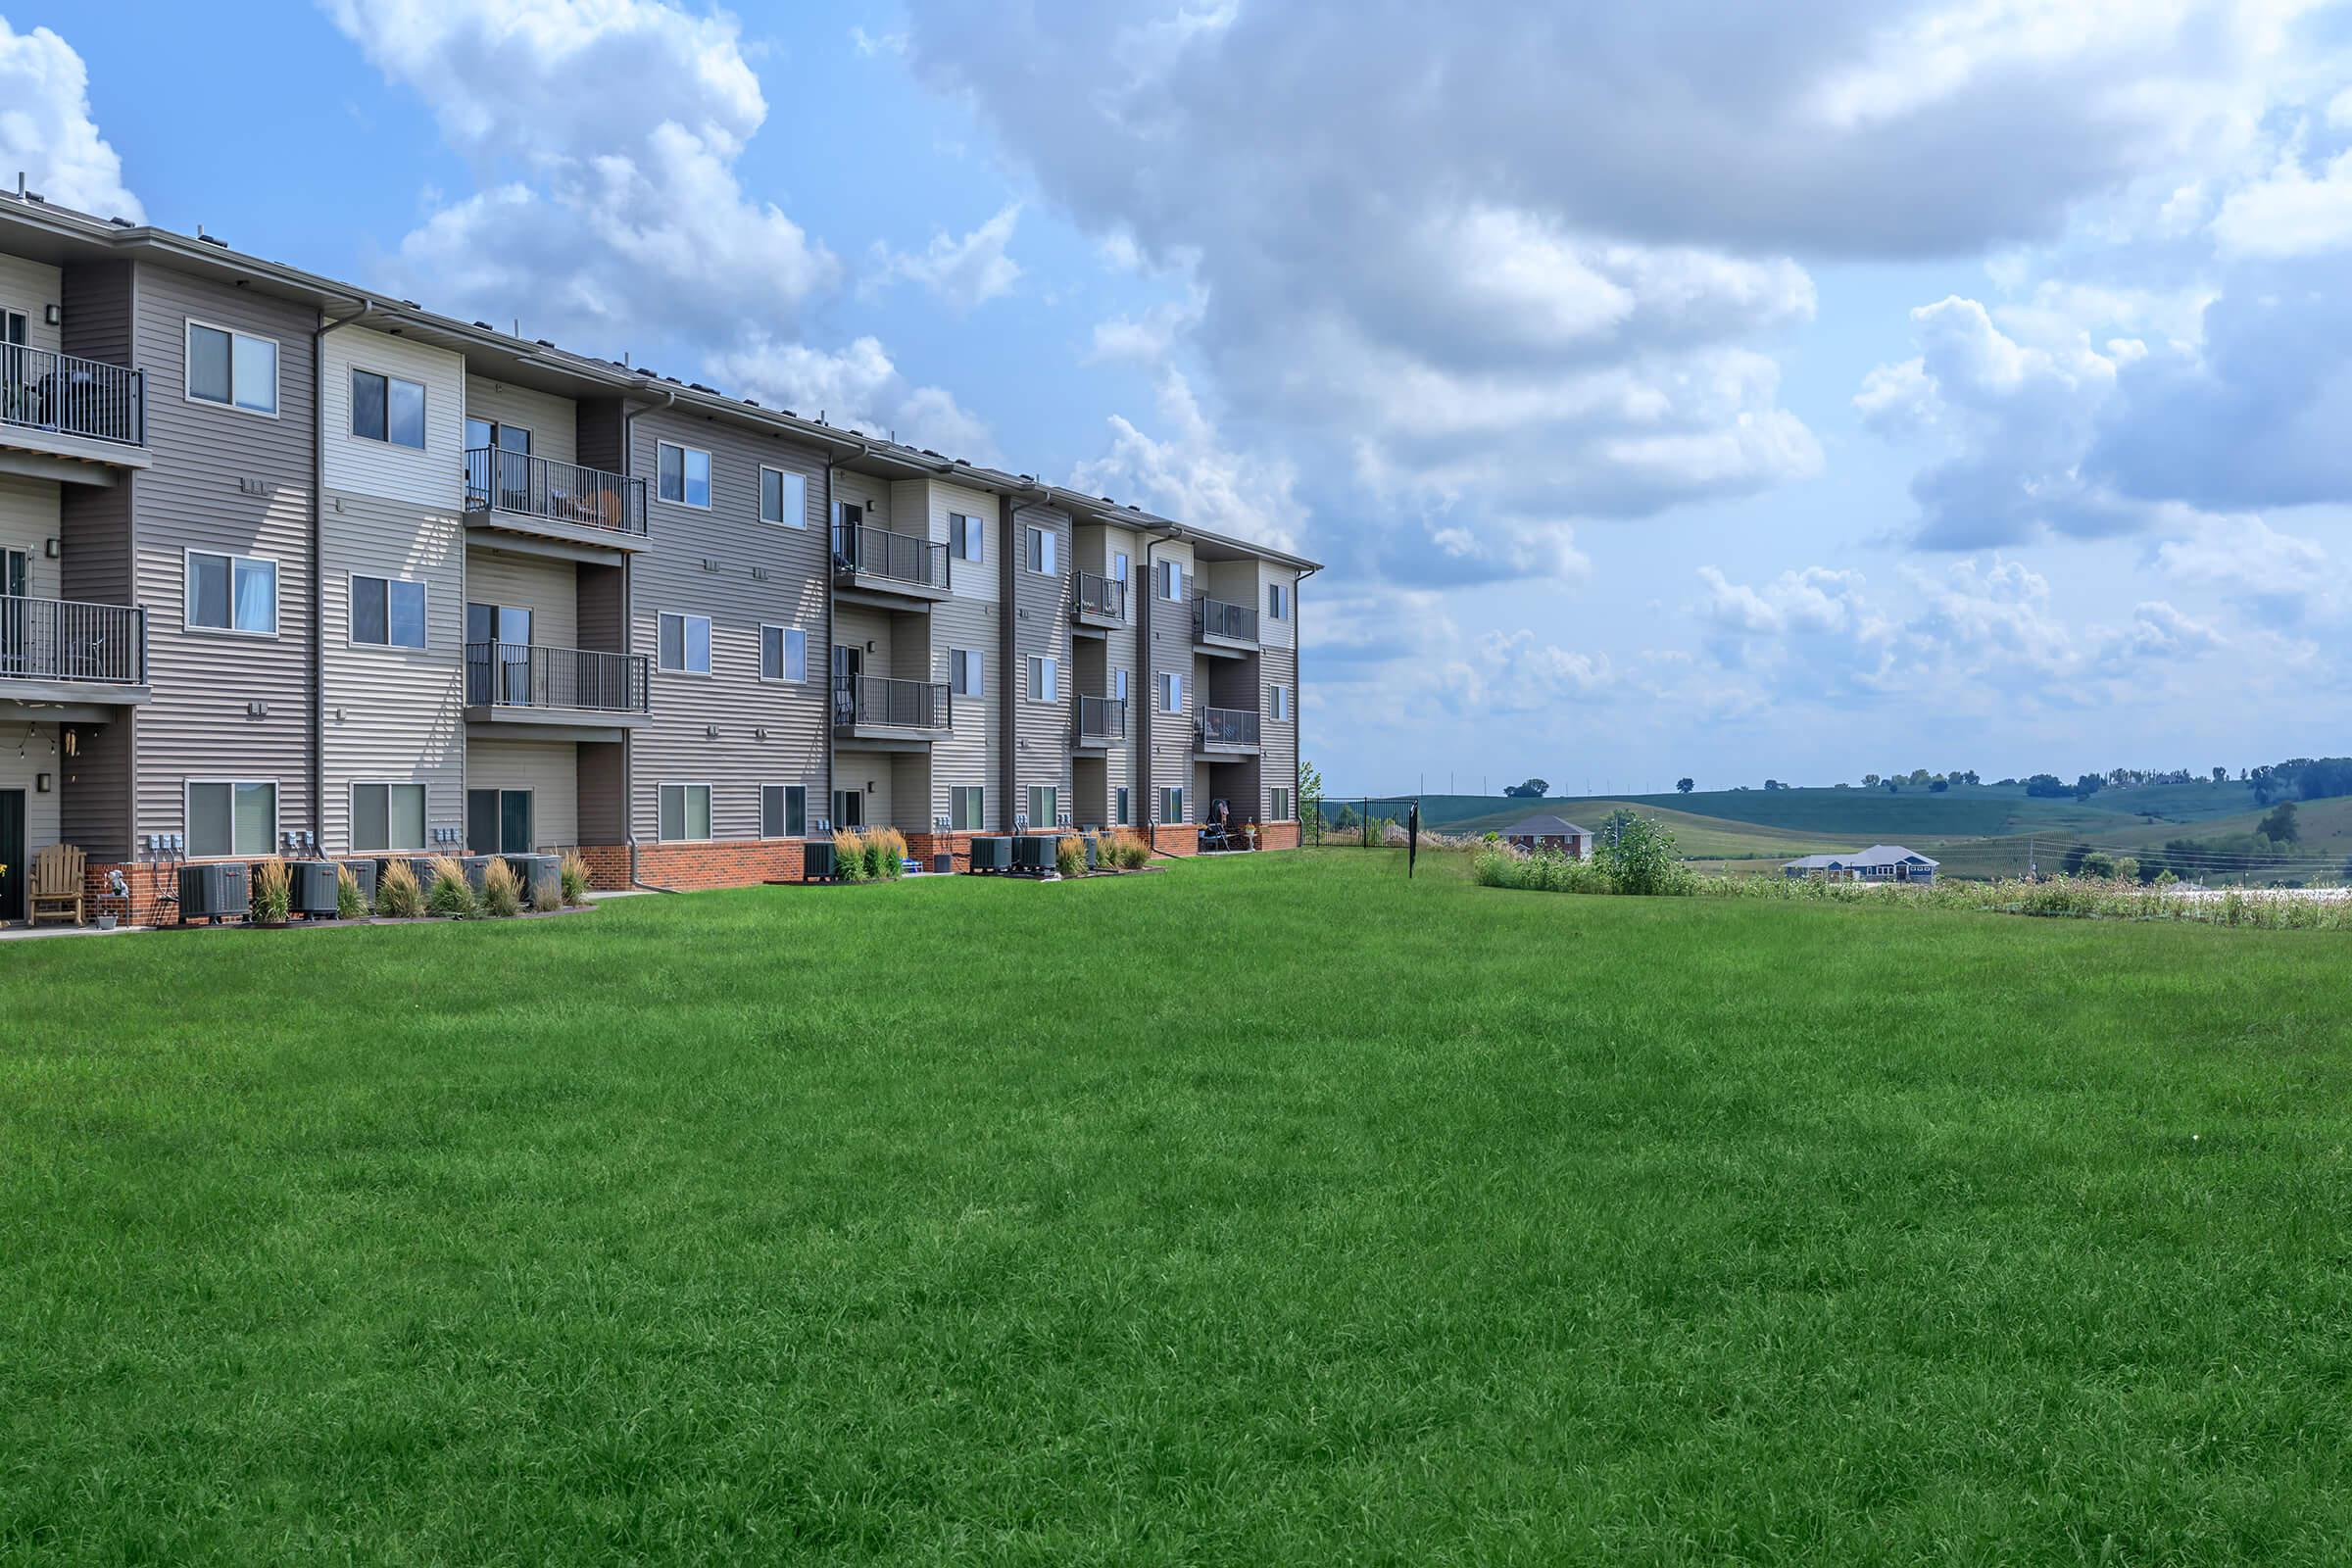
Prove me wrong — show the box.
[8,855,2352,1562]
[1430,799,1854,858]
[1414,780,2264,841]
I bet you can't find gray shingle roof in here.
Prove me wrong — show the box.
[1785,845,1939,870]
[1503,815,1590,838]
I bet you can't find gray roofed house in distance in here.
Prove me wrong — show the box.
[1784,846,1938,884]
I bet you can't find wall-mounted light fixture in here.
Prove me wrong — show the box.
[43,537,59,559]
[43,304,61,326]
[34,772,52,793]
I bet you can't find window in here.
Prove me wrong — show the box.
[951,785,985,831]
[1267,581,1292,620]
[1157,560,1184,601]
[658,441,711,508]
[659,612,711,674]
[1027,655,1058,703]
[949,513,985,562]
[1158,671,1183,712]
[1115,786,1130,826]
[186,780,276,858]
[467,789,534,855]
[760,624,807,682]
[351,368,426,449]
[186,320,278,415]
[351,574,426,649]
[951,648,984,698]
[1113,551,1130,585]
[1159,786,1185,824]
[659,783,712,841]
[1269,684,1292,722]
[1272,787,1294,821]
[1026,525,1056,574]
[1113,668,1129,704]
[831,789,863,830]
[352,782,428,852]
[760,466,806,527]
[187,550,277,635]
[761,784,807,839]
[1028,786,1058,828]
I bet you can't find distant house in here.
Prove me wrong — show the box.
[1784,846,1939,885]
[1501,814,1592,858]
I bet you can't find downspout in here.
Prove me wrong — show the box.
[621,384,680,893]
[1140,525,1186,844]
[311,295,377,856]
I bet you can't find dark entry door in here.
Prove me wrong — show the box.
[0,789,24,924]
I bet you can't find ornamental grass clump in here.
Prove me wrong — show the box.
[426,856,477,919]
[480,858,523,918]
[376,859,425,918]
[335,864,367,919]
[1054,834,1087,877]
[1105,831,1152,869]
[867,827,908,881]
[833,830,869,884]
[249,858,291,924]
[558,852,594,906]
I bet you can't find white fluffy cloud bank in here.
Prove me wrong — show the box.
[0,17,143,221]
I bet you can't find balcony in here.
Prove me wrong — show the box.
[833,522,949,606]
[0,595,150,715]
[463,447,648,560]
[1194,593,1258,654]
[833,674,951,748]
[0,347,149,483]
[1074,694,1127,748]
[1195,705,1261,756]
[464,641,650,740]
[1073,570,1126,630]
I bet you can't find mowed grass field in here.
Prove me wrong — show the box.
[8,852,2352,1562]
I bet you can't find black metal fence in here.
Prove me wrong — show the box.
[1304,796,1423,850]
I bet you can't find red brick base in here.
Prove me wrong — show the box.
[82,861,178,926]
[906,831,977,872]
[601,840,808,891]
[1258,821,1301,851]
[1151,824,1199,858]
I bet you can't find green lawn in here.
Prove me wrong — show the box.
[7,853,2352,1562]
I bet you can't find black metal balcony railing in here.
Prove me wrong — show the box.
[465,642,650,712]
[0,595,146,684]
[1078,694,1127,741]
[0,346,145,447]
[1195,594,1258,644]
[464,447,648,536]
[833,522,949,589]
[833,674,951,731]
[1075,570,1127,620]
[1197,706,1260,748]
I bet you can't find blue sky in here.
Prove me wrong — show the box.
[9,1,2352,796]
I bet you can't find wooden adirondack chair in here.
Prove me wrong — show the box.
[28,844,85,927]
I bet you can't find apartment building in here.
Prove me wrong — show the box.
[0,191,1313,923]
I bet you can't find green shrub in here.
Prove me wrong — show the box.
[426,856,477,919]
[377,859,425,918]
[1597,815,1692,896]
[1055,834,1087,877]
[480,858,522,917]
[335,865,367,919]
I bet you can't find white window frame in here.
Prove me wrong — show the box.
[1159,786,1185,824]
[1026,525,1057,575]
[1271,786,1294,821]
[1029,785,1059,827]
[760,783,808,839]
[1115,786,1130,827]
[1158,670,1182,713]
[1157,560,1184,602]
[1267,581,1291,621]
[657,441,712,509]
[760,465,807,528]
[760,623,808,683]
[183,318,280,417]
[1027,654,1058,704]
[658,612,712,675]
[349,366,428,450]
[951,647,985,698]
[184,548,279,638]
[184,778,279,858]
[348,572,428,651]
[1269,684,1292,722]
[350,780,430,853]
[951,785,985,831]
[658,781,714,843]
[1114,667,1129,704]
[950,513,985,563]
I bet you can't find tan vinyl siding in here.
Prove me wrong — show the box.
[832,469,892,531]
[463,376,577,466]
[324,328,466,507]
[627,410,829,841]
[833,748,895,828]
[133,262,318,852]
[933,477,1001,603]
[929,593,998,828]
[1143,538,1197,810]
[321,489,465,853]
[0,476,61,598]
[466,738,579,850]
[0,252,62,353]
[1010,502,1072,813]
[466,549,578,651]
[1260,643,1298,819]
[1259,562,1298,651]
